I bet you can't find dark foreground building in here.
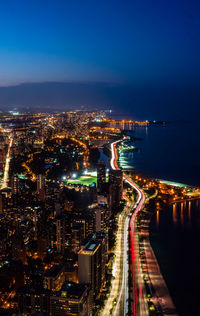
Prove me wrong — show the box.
[50,282,91,316]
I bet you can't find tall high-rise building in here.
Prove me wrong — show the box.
[109,169,123,208]
[97,161,106,193]
[11,175,20,195]
[37,174,45,192]
[71,223,85,253]
[78,239,103,298]
[56,217,65,253]
[94,205,109,233]
[91,232,107,286]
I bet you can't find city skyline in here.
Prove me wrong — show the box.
[0,1,199,315]
[0,109,199,315]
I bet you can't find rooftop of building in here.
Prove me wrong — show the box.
[44,264,63,278]
[58,282,88,300]
[79,239,101,255]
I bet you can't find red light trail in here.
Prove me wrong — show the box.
[110,139,148,316]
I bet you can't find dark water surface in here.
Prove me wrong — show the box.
[124,121,200,186]
[150,200,200,316]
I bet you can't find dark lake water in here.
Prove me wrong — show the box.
[150,200,200,316]
[120,121,200,187]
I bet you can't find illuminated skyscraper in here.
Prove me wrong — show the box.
[56,217,65,254]
[78,239,102,298]
[37,174,46,192]
[11,175,20,195]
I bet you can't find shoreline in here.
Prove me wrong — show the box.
[108,137,179,315]
[110,137,178,315]
[101,135,199,315]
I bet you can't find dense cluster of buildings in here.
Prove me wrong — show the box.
[0,110,192,315]
[0,110,124,315]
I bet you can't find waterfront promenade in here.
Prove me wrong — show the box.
[141,218,178,315]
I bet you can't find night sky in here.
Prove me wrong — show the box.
[0,0,200,120]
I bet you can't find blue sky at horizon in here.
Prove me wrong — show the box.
[0,0,200,120]
[0,0,200,85]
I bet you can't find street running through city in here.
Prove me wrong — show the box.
[1,136,13,189]
[101,138,149,316]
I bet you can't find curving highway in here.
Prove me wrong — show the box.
[103,137,177,316]
[101,138,132,316]
[110,139,149,316]
[127,177,149,316]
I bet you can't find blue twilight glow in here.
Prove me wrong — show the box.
[0,0,200,85]
[0,0,200,120]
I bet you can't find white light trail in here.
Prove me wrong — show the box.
[1,137,13,189]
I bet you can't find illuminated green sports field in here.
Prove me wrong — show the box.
[66,175,97,186]
[66,171,108,186]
